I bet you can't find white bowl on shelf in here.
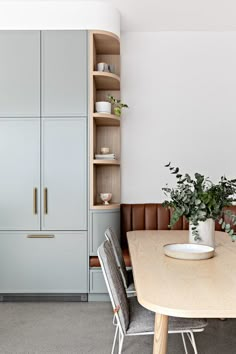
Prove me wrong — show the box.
[95,101,111,114]
[100,193,112,205]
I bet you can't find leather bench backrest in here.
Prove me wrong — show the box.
[120,203,236,249]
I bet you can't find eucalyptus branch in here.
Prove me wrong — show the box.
[162,163,236,241]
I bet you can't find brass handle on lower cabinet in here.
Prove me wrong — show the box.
[44,188,48,214]
[27,235,55,239]
[33,188,37,214]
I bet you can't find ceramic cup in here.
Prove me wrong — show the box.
[97,62,109,72]
[108,64,115,73]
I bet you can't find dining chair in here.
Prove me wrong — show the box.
[98,240,208,354]
[104,227,136,295]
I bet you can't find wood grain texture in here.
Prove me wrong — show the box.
[91,203,120,210]
[127,230,236,318]
[93,113,120,127]
[96,126,120,157]
[93,31,120,55]
[96,54,120,76]
[153,314,168,354]
[96,165,120,204]
[93,71,120,90]
[93,159,120,165]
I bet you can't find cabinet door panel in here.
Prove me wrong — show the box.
[0,231,87,293]
[42,30,87,117]
[0,119,40,230]
[0,31,40,117]
[89,269,107,294]
[42,118,87,230]
[89,210,120,255]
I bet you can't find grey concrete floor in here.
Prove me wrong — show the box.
[0,302,235,354]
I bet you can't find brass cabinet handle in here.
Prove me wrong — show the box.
[27,235,55,239]
[44,188,48,214]
[33,188,37,214]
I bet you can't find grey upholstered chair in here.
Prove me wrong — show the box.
[104,227,136,295]
[98,240,207,354]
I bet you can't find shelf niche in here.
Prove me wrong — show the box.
[93,164,120,207]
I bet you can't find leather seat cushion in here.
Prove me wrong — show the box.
[90,248,131,268]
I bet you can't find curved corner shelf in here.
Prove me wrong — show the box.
[93,113,120,126]
[93,31,120,55]
[93,159,120,165]
[91,203,120,210]
[93,71,120,90]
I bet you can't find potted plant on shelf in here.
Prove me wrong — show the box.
[162,163,236,247]
[107,95,128,117]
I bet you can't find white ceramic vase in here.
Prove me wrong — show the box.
[189,219,215,248]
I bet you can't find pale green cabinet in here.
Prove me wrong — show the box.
[42,118,87,231]
[41,30,87,117]
[0,31,40,117]
[0,119,40,230]
[0,30,91,297]
[89,209,120,255]
[0,231,88,293]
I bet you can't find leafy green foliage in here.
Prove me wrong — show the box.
[162,163,236,241]
[107,95,128,117]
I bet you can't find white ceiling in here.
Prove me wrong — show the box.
[84,0,236,31]
[2,0,236,31]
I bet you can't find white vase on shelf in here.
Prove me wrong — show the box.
[95,101,111,114]
[189,219,215,248]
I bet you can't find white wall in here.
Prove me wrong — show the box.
[121,32,236,203]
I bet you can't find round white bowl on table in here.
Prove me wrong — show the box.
[163,243,215,260]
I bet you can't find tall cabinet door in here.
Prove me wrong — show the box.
[41,31,87,117]
[42,118,87,230]
[0,119,40,230]
[0,31,40,117]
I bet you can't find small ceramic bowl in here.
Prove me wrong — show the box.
[100,193,112,205]
[101,147,110,154]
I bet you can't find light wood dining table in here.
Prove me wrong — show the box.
[127,230,236,354]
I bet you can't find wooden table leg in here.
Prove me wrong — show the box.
[153,313,168,354]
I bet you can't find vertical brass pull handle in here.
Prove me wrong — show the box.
[33,188,37,214]
[44,188,48,214]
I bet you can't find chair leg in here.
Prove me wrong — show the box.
[187,331,198,354]
[111,325,118,354]
[118,331,124,354]
[181,333,188,354]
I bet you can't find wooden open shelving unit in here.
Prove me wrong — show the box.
[89,30,121,210]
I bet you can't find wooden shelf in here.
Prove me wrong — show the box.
[91,203,120,210]
[90,30,121,211]
[93,159,120,165]
[93,72,120,90]
[93,31,120,55]
[93,113,120,126]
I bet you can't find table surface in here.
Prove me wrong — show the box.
[127,230,236,318]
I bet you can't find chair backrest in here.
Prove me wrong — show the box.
[105,227,129,289]
[98,240,129,333]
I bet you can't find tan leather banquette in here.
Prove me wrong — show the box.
[89,203,236,268]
